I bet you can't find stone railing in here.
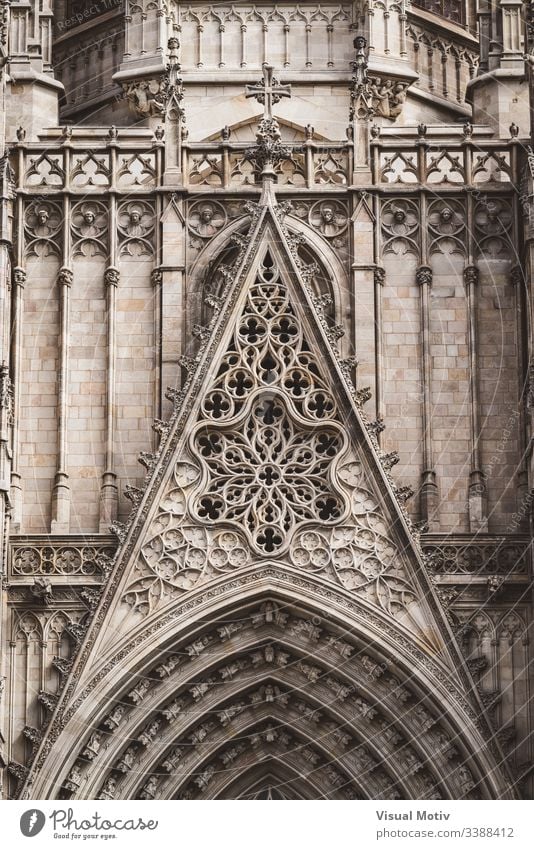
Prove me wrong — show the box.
[422,535,531,575]
[9,536,116,578]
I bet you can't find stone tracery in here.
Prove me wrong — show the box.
[121,246,420,623]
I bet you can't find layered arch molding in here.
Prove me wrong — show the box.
[28,574,511,800]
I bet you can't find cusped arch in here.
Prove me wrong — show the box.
[185,209,349,342]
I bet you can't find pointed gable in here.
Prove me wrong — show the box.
[67,197,461,670]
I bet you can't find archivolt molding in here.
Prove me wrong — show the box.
[218,762,333,799]
[48,600,484,800]
[26,586,511,799]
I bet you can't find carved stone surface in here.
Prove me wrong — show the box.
[423,539,529,574]
[188,201,227,239]
[24,200,62,257]
[10,542,115,576]
[71,201,108,257]
[2,0,530,803]
[381,198,420,256]
[117,201,156,257]
[121,251,419,622]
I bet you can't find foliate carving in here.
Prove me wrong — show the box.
[117,201,155,257]
[416,266,433,287]
[188,201,227,239]
[245,117,292,173]
[58,267,73,288]
[381,199,419,256]
[463,265,479,287]
[24,200,62,257]
[8,761,29,782]
[428,199,467,256]
[71,201,108,258]
[38,690,59,712]
[104,268,119,288]
[244,65,292,174]
[10,542,115,576]
[22,725,43,747]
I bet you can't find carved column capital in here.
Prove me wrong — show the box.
[105,267,120,288]
[510,265,522,286]
[57,267,73,288]
[12,267,26,288]
[374,266,386,286]
[151,267,163,287]
[416,265,433,287]
[463,265,479,287]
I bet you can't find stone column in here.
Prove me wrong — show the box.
[99,267,119,532]
[510,265,529,514]
[50,266,72,532]
[416,265,438,527]
[464,264,487,532]
[160,196,185,419]
[8,267,24,526]
[373,266,385,428]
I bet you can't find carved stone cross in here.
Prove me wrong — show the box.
[245,64,291,120]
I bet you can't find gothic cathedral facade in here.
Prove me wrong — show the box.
[0,0,532,800]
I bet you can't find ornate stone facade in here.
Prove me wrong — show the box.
[0,0,532,801]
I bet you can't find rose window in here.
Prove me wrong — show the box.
[191,392,347,554]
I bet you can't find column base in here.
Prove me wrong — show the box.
[99,472,118,533]
[50,471,70,533]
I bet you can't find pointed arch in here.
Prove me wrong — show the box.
[185,206,349,342]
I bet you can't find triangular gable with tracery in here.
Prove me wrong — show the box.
[123,247,424,632]
[55,196,469,678]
